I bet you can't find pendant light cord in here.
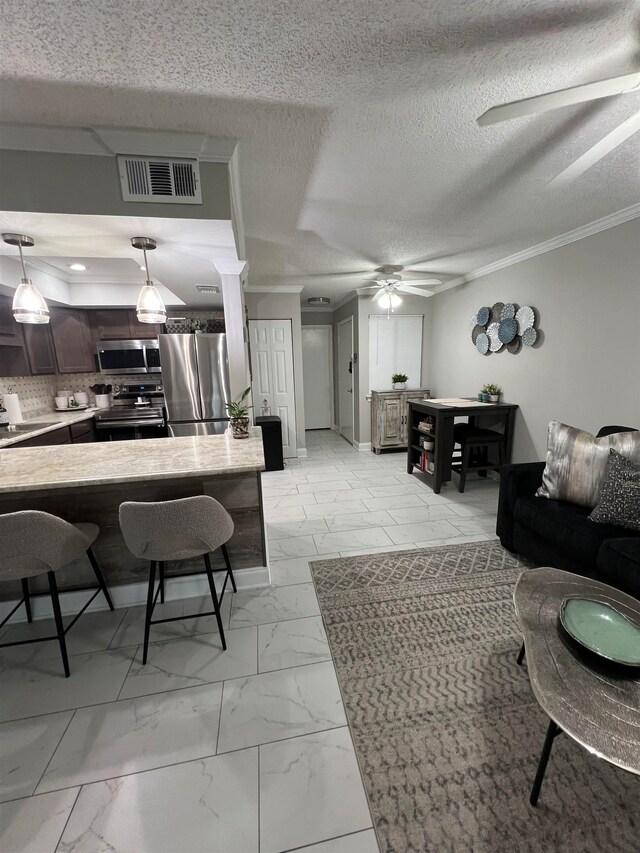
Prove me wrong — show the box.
[143,247,151,284]
[17,241,28,281]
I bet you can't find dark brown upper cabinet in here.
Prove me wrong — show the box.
[50,308,95,373]
[0,295,24,345]
[93,309,163,340]
[22,323,56,374]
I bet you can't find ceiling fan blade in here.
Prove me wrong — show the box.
[372,288,386,302]
[478,71,640,126]
[548,109,640,186]
[403,278,442,285]
[360,285,382,291]
[398,284,436,298]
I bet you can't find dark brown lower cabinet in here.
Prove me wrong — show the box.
[13,426,72,447]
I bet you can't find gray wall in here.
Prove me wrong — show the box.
[0,150,231,220]
[301,311,333,326]
[428,219,640,462]
[245,291,306,452]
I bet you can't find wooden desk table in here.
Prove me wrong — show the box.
[406,398,519,493]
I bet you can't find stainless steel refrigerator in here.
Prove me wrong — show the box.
[159,334,231,437]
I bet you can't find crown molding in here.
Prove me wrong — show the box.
[214,259,247,276]
[436,203,640,294]
[301,305,334,312]
[244,284,304,293]
[0,123,237,162]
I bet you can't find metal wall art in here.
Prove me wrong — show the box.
[469,302,538,355]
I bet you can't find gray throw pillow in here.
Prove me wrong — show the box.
[536,421,640,508]
[589,449,640,532]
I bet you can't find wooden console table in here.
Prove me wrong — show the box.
[406,398,518,493]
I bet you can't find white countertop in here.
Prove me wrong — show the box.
[0,409,98,448]
[0,428,265,493]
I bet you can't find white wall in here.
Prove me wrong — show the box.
[245,291,306,452]
[428,219,640,462]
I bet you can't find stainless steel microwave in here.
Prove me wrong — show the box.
[96,339,162,374]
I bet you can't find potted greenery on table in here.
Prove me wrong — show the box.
[482,383,502,402]
[392,373,408,390]
[226,387,252,438]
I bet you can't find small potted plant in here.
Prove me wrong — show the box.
[392,373,408,390]
[190,319,204,334]
[482,383,502,403]
[226,387,252,438]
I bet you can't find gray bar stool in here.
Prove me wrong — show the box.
[0,511,114,677]
[118,495,237,664]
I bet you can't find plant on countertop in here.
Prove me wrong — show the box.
[392,373,408,384]
[226,387,252,438]
[190,319,204,332]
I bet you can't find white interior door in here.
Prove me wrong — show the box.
[249,319,297,458]
[337,317,354,445]
[302,325,333,430]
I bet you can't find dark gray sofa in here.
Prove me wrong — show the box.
[497,425,640,599]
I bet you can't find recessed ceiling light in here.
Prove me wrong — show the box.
[69,263,87,271]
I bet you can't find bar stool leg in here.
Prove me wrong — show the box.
[158,562,165,604]
[221,544,237,593]
[48,571,70,678]
[86,547,114,611]
[142,561,157,665]
[21,578,32,623]
[459,445,471,493]
[203,553,227,651]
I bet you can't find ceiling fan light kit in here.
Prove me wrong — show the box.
[478,70,640,184]
[131,236,167,324]
[2,233,50,324]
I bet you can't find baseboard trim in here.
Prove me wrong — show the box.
[0,565,270,624]
[297,447,308,458]
[331,424,340,433]
[355,441,372,452]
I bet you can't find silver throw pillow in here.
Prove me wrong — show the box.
[589,450,640,532]
[536,421,640,508]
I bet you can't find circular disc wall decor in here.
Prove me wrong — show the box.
[490,302,504,322]
[476,332,490,354]
[476,306,490,326]
[498,317,517,343]
[471,324,485,344]
[515,305,535,334]
[500,303,516,320]
[468,301,539,355]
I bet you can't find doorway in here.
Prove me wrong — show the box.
[302,325,333,430]
[249,319,297,458]
[337,317,354,445]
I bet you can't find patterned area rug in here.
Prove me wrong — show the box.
[311,541,638,853]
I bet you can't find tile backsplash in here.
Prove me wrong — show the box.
[0,373,160,417]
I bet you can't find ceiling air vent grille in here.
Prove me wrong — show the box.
[117,156,202,204]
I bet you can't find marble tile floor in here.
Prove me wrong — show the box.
[0,429,499,852]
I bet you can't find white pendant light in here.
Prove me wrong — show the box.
[2,233,50,324]
[131,236,166,324]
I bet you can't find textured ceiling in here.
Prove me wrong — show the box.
[1,0,639,300]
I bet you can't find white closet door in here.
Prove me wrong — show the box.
[249,319,297,458]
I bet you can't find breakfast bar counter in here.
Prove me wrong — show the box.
[0,430,266,598]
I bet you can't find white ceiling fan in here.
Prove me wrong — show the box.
[360,265,441,304]
[478,71,640,185]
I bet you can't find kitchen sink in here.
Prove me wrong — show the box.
[1,422,58,432]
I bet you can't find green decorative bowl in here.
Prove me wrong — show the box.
[560,598,640,666]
